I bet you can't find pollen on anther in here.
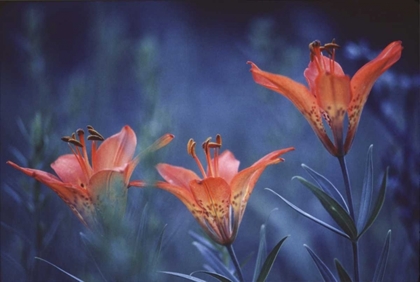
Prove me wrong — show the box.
[68,138,83,147]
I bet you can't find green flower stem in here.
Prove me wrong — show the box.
[338,156,359,282]
[338,156,355,220]
[226,244,244,282]
[352,241,360,282]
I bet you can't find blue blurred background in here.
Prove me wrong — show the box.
[1,2,418,281]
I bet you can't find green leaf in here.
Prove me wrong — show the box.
[357,168,388,240]
[192,241,238,282]
[256,235,289,282]
[302,164,349,213]
[294,177,357,240]
[191,271,233,282]
[253,224,267,282]
[159,271,207,282]
[35,257,84,282]
[372,230,391,282]
[266,188,349,239]
[334,259,352,282]
[357,145,373,231]
[304,245,337,282]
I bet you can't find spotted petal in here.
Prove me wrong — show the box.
[345,41,403,153]
[6,161,97,227]
[249,61,336,155]
[230,147,294,232]
[189,177,232,244]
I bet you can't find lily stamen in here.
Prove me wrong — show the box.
[202,137,215,177]
[188,138,207,178]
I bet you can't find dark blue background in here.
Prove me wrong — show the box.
[1,2,418,281]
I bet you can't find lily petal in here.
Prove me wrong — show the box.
[249,61,336,155]
[6,161,96,227]
[230,147,293,232]
[304,55,345,94]
[345,41,403,153]
[189,177,232,244]
[155,181,198,211]
[51,154,88,187]
[156,163,200,189]
[89,170,127,226]
[216,150,240,184]
[94,125,137,171]
[315,73,351,155]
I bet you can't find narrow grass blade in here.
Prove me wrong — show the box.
[302,164,349,213]
[357,145,373,231]
[35,257,84,282]
[191,271,233,282]
[357,168,388,240]
[372,230,391,282]
[253,224,267,282]
[192,241,238,282]
[304,245,337,282]
[256,235,289,282]
[334,259,352,282]
[159,271,207,282]
[293,177,357,240]
[151,224,167,276]
[189,230,219,253]
[266,188,349,239]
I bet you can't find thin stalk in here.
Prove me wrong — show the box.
[338,156,355,220]
[338,156,359,281]
[226,244,244,282]
[352,241,360,282]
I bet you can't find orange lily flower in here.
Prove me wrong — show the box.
[155,135,293,245]
[248,40,402,156]
[7,125,173,230]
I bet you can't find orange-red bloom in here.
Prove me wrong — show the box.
[7,125,173,230]
[248,40,402,156]
[155,135,293,245]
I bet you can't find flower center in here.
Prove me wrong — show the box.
[187,134,222,178]
[309,39,340,74]
[61,125,104,180]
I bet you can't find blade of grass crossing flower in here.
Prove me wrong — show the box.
[151,224,167,277]
[302,164,349,213]
[293,177,357,240]
[35,257,84,282]
[79,233,108,282]
[135,202,149,252]
[159,271,207,282]
[256,235,289,282]
[189,230,220,253]
[357,168,388,240]
[304,245,337,282]
[357,145,373,231]
[191,271,233,282]
[372,230,391,282]
[266,188,349,239]
[334,259,353,282]
[192,241,239,282]
[253,224,267,282]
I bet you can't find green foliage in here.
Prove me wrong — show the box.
[372,230,392,282]
[356,168,388,240]
[255,235,288,282]
[293,176,358,240]
[304,245,337,282]
[334,259,352,282]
